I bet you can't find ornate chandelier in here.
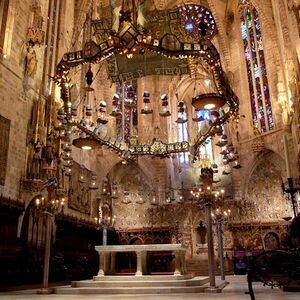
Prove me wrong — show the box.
[53,2,239,164]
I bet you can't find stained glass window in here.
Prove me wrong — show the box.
[116,81,138,144]
[197,110,213,162]
[240,1,274,133]
[179,4,216,41]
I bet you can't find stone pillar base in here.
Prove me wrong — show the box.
[37,287,54,294]
[205,286,220,293]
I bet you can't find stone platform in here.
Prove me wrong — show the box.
[54,275,227,294]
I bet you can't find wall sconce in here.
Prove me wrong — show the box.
[216,134,228,147]
[97,100,108,124]
[222,165,231,175]
[150,189,158,205]
[159,94,171,117]
[101,176,109,195]
[176,101,188,124]
[122,184,131,204]
[124,85,136,109]
[111,181,118,198]
[141,91,153,114]
[110,94,122,117]
[89,171,98,190]
[78,164,85,183]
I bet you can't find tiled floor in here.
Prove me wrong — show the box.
[0,276,299,300]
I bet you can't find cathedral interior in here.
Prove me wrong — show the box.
[0,0,300,297]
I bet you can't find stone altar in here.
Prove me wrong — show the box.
[94,244,187,278]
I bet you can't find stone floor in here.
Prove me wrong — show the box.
[0,276,299,300]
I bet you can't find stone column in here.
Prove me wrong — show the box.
[102,227,107,245]
[37,212,54,294]
[173,250,183,275]
[217,221,225,281]
[205,203,216,289]
[180,250,187,274]
[97,251,107,276]
[110,252,116,275]
[135,250,146,276]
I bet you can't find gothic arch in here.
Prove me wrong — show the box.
[97,155,159,192]
[242,150,293,222]
[19,194,49,250]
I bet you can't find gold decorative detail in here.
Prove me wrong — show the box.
[27,28,45,46]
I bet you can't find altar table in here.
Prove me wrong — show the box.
[94,244,187,277]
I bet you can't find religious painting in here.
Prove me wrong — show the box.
[264,232,279,250]
[67,161,91,214]
[0,115,10,186]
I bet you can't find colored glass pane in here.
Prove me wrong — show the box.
[240,1,274,132]
[196,110,213,162]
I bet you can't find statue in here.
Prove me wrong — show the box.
[31,141,42,179]
[197,221,207,245]
[20,41,38,78]
[287,59,299,102]
[42,131,55,166]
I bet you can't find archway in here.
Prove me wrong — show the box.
[243,151,293,222]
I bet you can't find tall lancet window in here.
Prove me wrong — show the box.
[240,0,274,133]
[197,110,213,163]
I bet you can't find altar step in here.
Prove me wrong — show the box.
[54,276,226,294]
[73,276,208,287]
[186,257,209,275]
[186,255,234,276]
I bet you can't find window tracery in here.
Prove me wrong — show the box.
[179,4,216,41]
[240,0,274,133]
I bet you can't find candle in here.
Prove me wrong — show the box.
[283,134,291,178]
